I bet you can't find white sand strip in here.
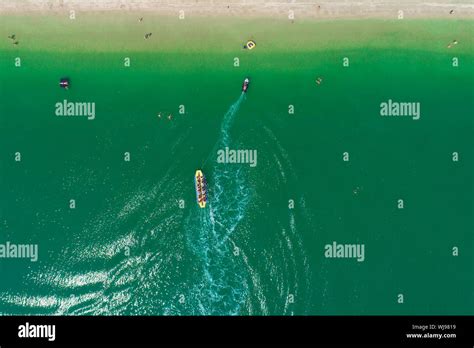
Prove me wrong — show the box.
[0,0,473,19]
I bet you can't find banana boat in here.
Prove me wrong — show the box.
[194,170,207,208]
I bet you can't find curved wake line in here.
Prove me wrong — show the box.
[184,92,250,315]
[201,93,245,168]
[219,93,245,147]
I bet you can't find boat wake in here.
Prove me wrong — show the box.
[168,93,314,315]
[183,93,250,315]
[0,92,314,316]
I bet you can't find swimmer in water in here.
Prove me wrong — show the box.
[167,114,173,120]
[448,39,458,48]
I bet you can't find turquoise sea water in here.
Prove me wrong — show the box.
[0,17,473,315]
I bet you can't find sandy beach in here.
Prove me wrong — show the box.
[0,0,473,19]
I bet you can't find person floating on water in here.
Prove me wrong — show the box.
[316,77,323,85]
[156,112,172,120]
[447,39,458,48]
[243,40,256,50]
[8,34,19,45]
[59,78,70,90]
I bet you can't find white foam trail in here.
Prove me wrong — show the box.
[184,93,250,315]
[228,237,268,315]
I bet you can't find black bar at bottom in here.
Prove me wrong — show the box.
[0,315,472,345]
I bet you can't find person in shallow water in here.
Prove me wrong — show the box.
[59,78,70,89]
[447,39,458,48]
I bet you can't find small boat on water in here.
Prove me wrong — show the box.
[242,77,250,93]
[194,170,207,208]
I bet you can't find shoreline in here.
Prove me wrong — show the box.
[1,0,474,19]
[1,14,472,55]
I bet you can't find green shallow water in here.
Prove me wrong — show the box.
[0,16,473,315]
